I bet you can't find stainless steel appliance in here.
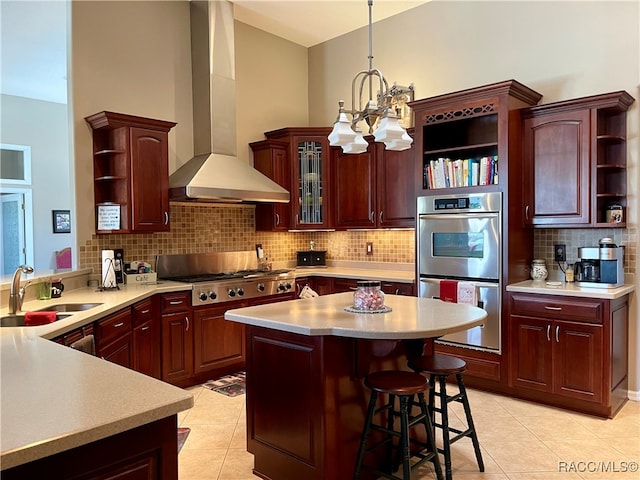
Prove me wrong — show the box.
[575,238,624,288]
[417,192,502,352]
[156,251,296,306]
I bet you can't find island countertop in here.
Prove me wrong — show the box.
[225,292,487,339]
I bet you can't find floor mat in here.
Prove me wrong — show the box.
[203,371,246,397]
[177,427,190,452]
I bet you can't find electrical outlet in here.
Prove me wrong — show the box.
[554,244,566,262]
[366,242,374,256]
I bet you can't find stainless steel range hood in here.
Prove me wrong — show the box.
[169,0,289,203]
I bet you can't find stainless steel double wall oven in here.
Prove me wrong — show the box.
[417,191,502,352]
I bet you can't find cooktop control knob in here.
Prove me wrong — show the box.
[228,289,236,297]
[199,292,208,302]
[208,291,217,300]
[257,283,265,292]
[237,287,244,296]
[285,282,292,290]
[278,283,286,291]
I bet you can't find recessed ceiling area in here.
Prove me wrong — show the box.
[0,0,429,103]
[233,0,430,48]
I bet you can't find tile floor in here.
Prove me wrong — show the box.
[177,384,640,480]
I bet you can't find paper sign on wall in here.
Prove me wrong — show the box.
[97,205,120,230]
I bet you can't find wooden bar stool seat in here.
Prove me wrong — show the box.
[408,355,484,480]
[353,370,443,480]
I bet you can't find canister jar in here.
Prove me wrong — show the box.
[353,281,385,310]
[530,259,548,281]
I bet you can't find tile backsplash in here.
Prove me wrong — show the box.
[79,203,636,278]
[534,227,637,275]
[79,204,416,275]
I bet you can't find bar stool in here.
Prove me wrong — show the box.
[408,354,484,480]
[353,370,443,480]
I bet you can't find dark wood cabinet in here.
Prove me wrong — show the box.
[252,127,333,231]
[509,292,628,417]
[251,139,291,231]
[95,308,133,368]
[330,132,416,229]
[85,111,176,234]
[132,297,161,379]
[193,302,246,379]
[160,292,193,384]
[522,91,634,227]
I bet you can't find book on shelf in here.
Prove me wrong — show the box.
[424,156,498,189]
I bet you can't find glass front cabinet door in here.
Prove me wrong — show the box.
[291,132,332,230]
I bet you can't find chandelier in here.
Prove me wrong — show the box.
[328,0,414,154]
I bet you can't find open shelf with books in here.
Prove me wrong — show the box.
[411,80,541,195]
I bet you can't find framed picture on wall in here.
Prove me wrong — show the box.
[52,210,71,234]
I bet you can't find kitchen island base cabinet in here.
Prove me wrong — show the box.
[508,293,628,418]
[245,325,421,480]
[2,415,178,480]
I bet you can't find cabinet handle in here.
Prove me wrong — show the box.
[544,306,562,311]
[555,325,560,343]
[141,309,150,314]
[141,325,150,331]
[525,205,529,220]
[114,322,124,328]
[379,211,383,224]
[275,213,280,226]
[546,324,551,342]
[369,211,374,222]
[170,300,183,305]
[164,211,169,225]
[185,316,190,331]
[296,214,299,226]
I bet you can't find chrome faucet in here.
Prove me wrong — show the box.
[9,265,34,314]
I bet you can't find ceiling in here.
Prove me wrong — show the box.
[0,0,428,104]
[233,1,429,48]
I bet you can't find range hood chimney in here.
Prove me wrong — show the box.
[169,0,289,203]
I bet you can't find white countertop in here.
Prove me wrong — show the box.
[0,334,193,470]
[0,281,193,470]
[225,292,487,339]
[506,280,635,299]
[1,281,191,340]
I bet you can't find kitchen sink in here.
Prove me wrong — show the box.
[36,303,103,312]
[1,313,71,327]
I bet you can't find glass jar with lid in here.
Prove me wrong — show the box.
[353,281,385,311]
[530,259,548,281]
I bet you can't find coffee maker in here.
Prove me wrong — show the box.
[575,238,624,288]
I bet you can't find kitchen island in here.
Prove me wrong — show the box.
[225,292,487,480]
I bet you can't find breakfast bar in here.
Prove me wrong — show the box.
[225,292,487,480]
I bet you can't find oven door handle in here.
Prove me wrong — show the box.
[419,212,499,221]
[419,278,499,289]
